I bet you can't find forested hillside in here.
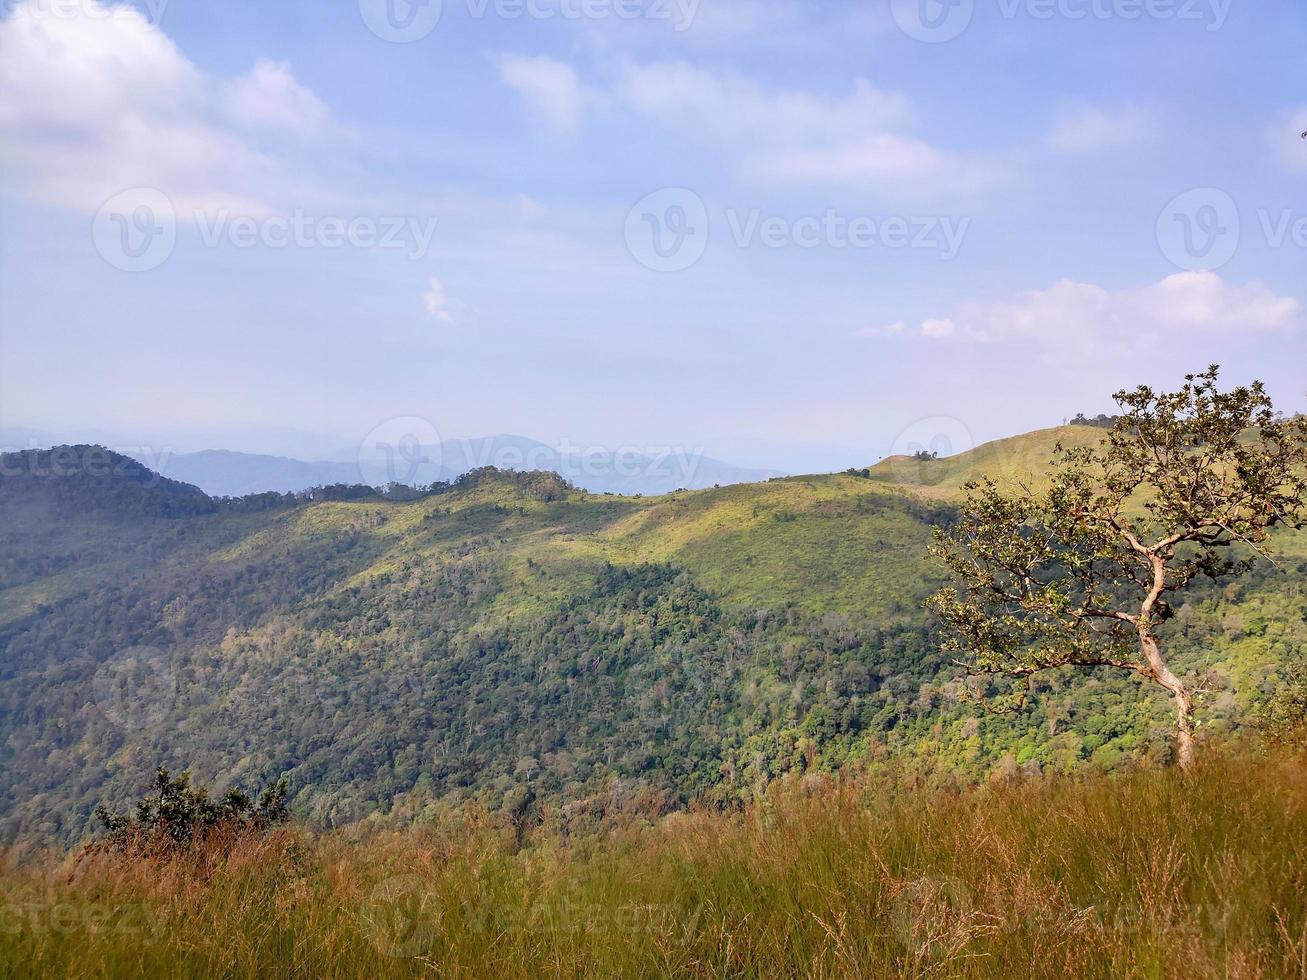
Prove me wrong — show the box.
[1,436,1303,842]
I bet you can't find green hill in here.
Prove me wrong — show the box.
[867,424,1110,495]
[0,438,1302,842]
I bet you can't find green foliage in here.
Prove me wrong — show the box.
[1258,650,1307,743]
[93,767,289,853]
[0,445,216,518]
[1,429,1304,841]
[1069,412,1119,428]
[928,368,1307,760]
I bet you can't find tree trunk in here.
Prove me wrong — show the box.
[1169,683,1195,772]
[1139,629,1195,772]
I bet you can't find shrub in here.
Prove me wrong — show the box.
[91,767,289,856]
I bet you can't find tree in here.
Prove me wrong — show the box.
[927,368,1307,770]
[93,767,290,853]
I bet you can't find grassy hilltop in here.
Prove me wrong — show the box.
[0,431,1304,844]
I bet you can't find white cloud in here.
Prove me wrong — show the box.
[612,62,987,192]
[854,320,905,339]
[495,56,996,196]
[0,0,329,214]
[753,133,959,186]
[1045,104,1150,155]
[224,59,329,137]
[496,54,588,137]
[423,278,454,324]
[614,63,911,147]
[903,272,1300,355]
[920,318,957,339]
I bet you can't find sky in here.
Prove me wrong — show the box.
[0,0,1304,473]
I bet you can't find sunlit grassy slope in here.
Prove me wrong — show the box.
[2,748,1304,979]
[868,425,1109,496]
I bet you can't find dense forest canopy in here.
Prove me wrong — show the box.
[1,440,1303,842]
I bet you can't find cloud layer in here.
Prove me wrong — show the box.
[497,54,998,197]
[1045,104,1151,155]
[870,272,1301,355]
[0,0,328,214]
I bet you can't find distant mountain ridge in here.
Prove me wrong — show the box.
[126,435,785,498]
[145,450,367,497]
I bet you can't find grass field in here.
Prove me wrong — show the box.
[2,746,1304,979]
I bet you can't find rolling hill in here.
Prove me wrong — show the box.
[0,431,1303,842]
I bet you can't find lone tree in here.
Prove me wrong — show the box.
[927,367,1307,770]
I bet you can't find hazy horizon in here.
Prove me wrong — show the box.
[3,0,1306,474]
[2,407,1131,477]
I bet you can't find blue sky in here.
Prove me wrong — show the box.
[1,0,1304,472]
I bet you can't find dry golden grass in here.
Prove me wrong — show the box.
[2,747,1304,979]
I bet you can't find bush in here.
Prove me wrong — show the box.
[92,767,289,855]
